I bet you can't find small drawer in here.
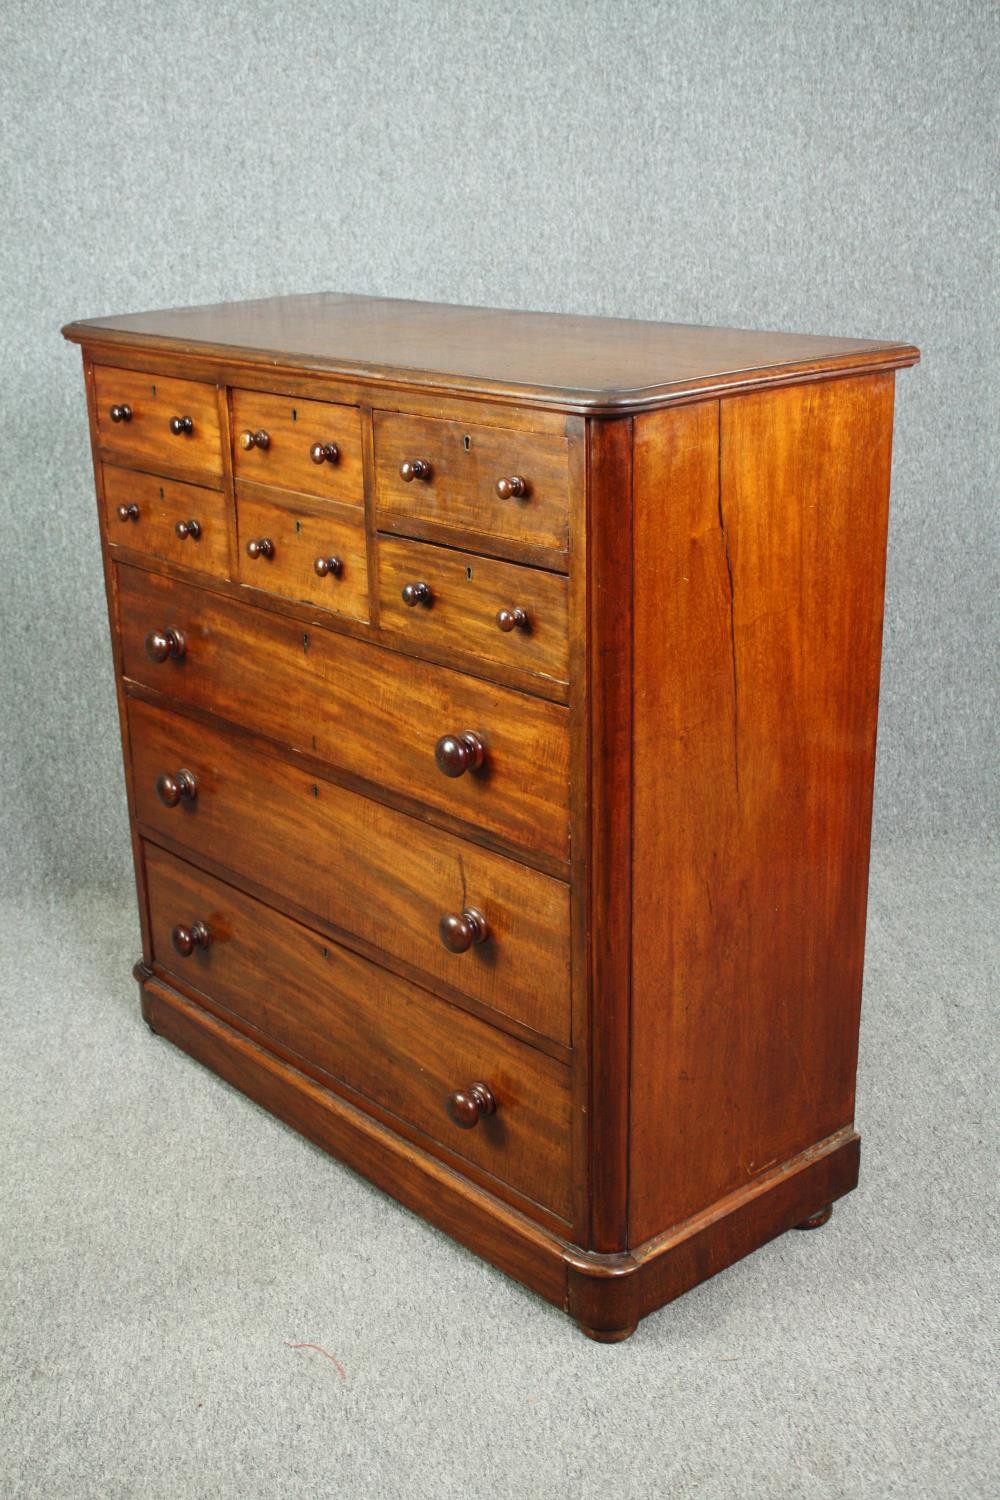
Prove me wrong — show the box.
[129,697,571,1043]
[93,366,223,483]
[378,537,569,685]
[145,844,572,1219]
[231,389,364,505]
[374,412,570,563]
[236,493,368,622]
[102,466,229,579]
[117,564,570,862]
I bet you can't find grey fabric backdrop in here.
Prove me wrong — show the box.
[0,0,996,896]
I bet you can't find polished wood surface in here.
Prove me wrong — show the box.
[235,493,368,620]
[93,364,222,481]
[145,845,572,1218]
[629,376,895,1242]
[129,697,571,1043]
[231,388,364,504]
[377,536,569,684]
[116,563,570,861]
[102,466,230,579]
[67,292,918,413]
[374,411,571,557]
[67,292,916,1337]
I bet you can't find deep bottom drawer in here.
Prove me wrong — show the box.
[144,843,572,1221]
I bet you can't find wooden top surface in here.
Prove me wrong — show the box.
[63,292,918,413]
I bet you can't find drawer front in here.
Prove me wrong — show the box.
[378,536,569,684]
[231,389,364,505]
[93,366,223,482]
[117,564,570,861]
[102,466,230,579]
[129,699,570,1043]
[145,844,572,1218]
[374,412,570,559]
[236,493,368,621]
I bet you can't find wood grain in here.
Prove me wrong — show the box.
[116,562,571,862]
[374,411,571,557]
[92,364,223,482]
[145,844,573,1219]
[235,492,368,621]
[230,388,364,504]
[629,377,896,1242]
[129,697,571,1043]
[377,536,569,684]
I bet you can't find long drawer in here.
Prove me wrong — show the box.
[145,844,572,1220]
[129,698,571,1044]
[116,563,570,862]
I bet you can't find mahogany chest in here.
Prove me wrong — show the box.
[63,294,918,1339]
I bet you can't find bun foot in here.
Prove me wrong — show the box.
[795,1202,833,1231]
[579,1320,638,1343]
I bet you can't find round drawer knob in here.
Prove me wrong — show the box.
[310,442,340,465]
[144,626,186,663]
[116,503,140,523]
[171,920,211,957]
[169,415,194,436]
[446,1082,496,1129]
[313,555,343,578]
[399,458,432,483]
[434,731,485,778]
[155,769,198,807]
[174,518,201,541]
[438,907,489,953]
[109,404,132,424]
[402,581,433,608]
[246,537,275,561]
[239,429,270,451]
[496,475,527,500]
[496,606,529,633]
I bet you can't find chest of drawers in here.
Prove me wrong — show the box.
[63,294,918,1339]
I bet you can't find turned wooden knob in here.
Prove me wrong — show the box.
[246,537,275,560]
[438,907,489,953]
[171,920,211,957]
[402,581,433,607]
[496,606,529,633]
[116,503,140,522]
[174,518,201,540]
[400,458,432,483]
[310,441,340,465]
[155,769,198,807]
[239,429,270,451]
[109,403,132,423]
[169,415,194,436]
[446,1082,496,1129]
[434,731,485,777]
[144,627,186,662]
[496,475,527,500]
[313,555,343,578]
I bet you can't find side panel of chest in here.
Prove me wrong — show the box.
[628,375,896,1242]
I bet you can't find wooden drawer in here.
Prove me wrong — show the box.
[236,493,368,621]
[145,844,572,1219]
[102,466,230,579]
[129,698,571,1043]
[231,389,364,505]
[93,366,222,482]
[117,564,570,862]
[378,536,569,685]
[374,412,570,563]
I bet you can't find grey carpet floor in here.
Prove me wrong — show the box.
[1,840,997,1500]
